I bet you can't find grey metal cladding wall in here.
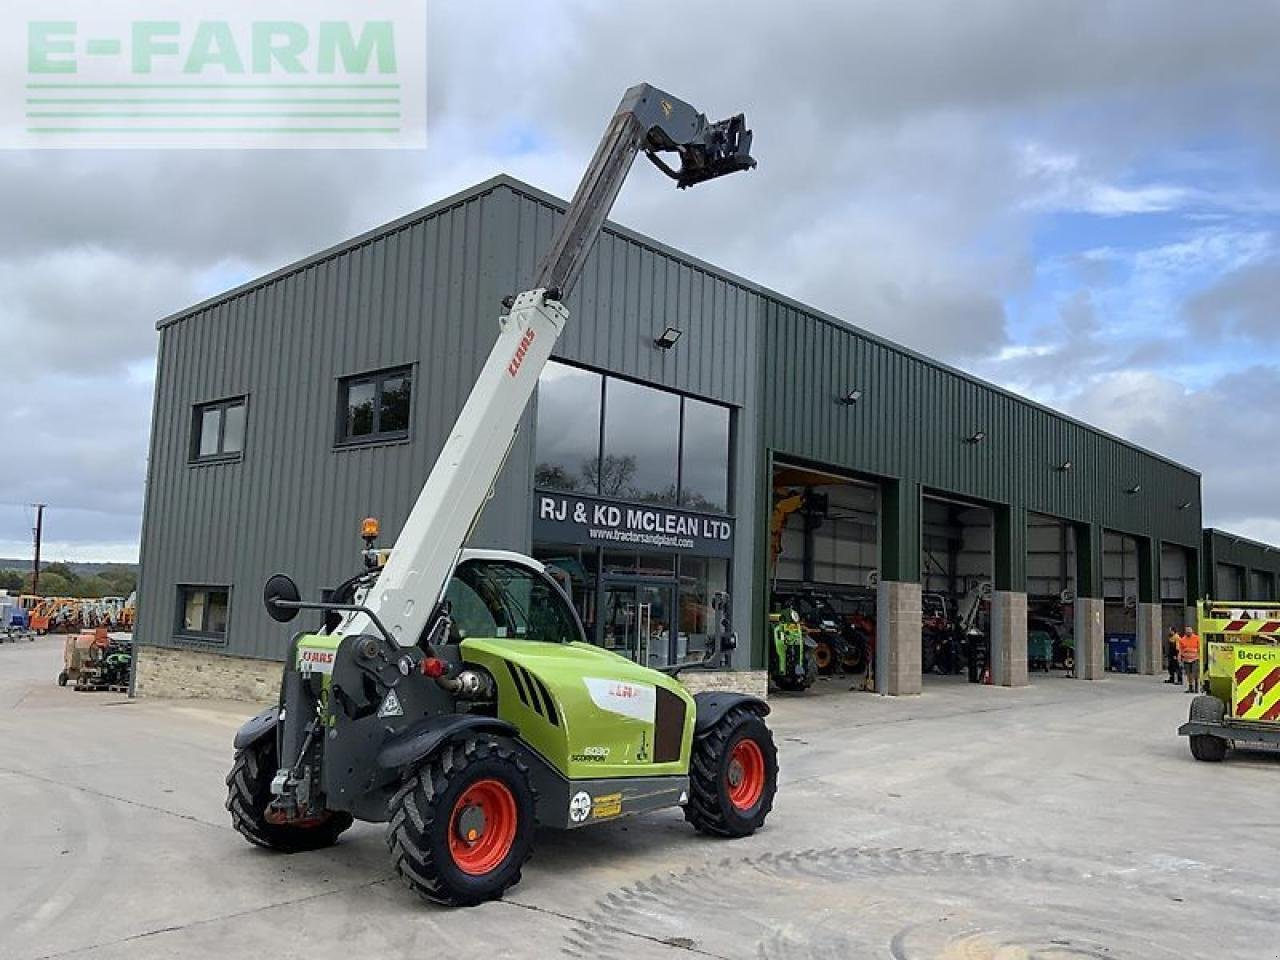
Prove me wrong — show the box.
[136,184,526,660]
[762,299,1201,547]
[496,185,759,406]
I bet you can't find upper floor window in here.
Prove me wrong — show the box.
[191,397,246,462]
[534,361,732,513]
[338,366,412,445]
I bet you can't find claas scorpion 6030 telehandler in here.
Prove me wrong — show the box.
[227,84,777,906]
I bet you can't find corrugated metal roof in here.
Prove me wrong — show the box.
[156,173,1199,476]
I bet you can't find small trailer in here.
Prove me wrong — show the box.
[1178,600,1280,761]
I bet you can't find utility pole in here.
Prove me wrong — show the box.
[32,504,45,594]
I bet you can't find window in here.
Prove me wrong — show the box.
[337,366,412,445]
[444,558,580,644]
[533,361,733,513]
[680,398,730,512]
[177,586,230,641]
[534,364,602,492]
[602,378,680,504]
[191,398,246,462]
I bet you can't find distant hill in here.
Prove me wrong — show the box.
[0,559,139,575]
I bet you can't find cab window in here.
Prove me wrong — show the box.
[444,559,581,644]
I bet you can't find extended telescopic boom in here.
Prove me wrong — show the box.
[340,83,755,648]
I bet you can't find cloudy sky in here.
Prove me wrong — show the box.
[2,0,1279,562]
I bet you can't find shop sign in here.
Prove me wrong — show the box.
[533,491,734,558]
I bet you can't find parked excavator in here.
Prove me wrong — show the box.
[227,83,776,907]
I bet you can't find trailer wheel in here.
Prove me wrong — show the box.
[1188,695,1229,763]
[386,737,535,907]
[685,706,778,838]
[226,739,352,852]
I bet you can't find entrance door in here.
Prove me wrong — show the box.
[599,581,675,667]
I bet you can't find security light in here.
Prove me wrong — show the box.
[965,430,987,444]
[653,326,683,350]
[839,388,863,405]
[1126,484,1143,495]
[1057,460,1073,472]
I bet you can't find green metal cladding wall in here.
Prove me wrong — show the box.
[760,299,1203,551]
[1202,529,1280,602]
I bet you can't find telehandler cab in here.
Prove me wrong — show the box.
[227,84,777,906]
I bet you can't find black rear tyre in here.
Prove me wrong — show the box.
[386,737,535,907]
[685,707,778,838]
[226,739,352,852]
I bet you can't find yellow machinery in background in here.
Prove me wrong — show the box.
[1178,600,1280,761]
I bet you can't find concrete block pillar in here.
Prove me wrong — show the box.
[877,580,922,696]
[992,504,1028,687]
[1075,597,1105,680]
[991,590,1029,687]
[876,478,923,697]
[1074,522,1105,681]
[1136,602,1162,676]
[1135,537,1160,676]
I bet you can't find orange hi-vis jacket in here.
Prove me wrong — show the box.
[1176,633,1201,662]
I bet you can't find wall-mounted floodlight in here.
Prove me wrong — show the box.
[1057,460,1073,472]
[965,430,987,444]
[1126,484,1143,495]
[839,388,863,405]
[653,326,683,350]
[1177,501,1193,511]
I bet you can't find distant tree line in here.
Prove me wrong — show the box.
[0,563,137,599]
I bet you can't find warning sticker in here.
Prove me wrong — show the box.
[378,689,404,718]
[592,792,622,819]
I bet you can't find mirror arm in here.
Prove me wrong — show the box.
[268,599,398,650]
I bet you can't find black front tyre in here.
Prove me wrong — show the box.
[57,670,68,687]
[386,737,535,907]
[226,739,352,852]
[685,707,778,838]
[1188,695,1229,763]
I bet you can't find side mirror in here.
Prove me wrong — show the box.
[263,574,301,623]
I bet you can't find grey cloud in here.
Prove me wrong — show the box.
[4,0,1280,555]
[1186,254,1280,339]
[1060,366,1280,540]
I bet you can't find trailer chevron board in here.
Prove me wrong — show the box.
[1203,604,1280,637]
[1232,645,1280,721]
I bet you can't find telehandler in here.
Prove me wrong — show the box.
[228,83,777,906]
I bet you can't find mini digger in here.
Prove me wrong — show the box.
[228,84,777,907]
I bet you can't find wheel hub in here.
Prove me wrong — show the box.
[727,758,745,788]
[456,803,487,843]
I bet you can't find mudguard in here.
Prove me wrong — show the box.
[692,691,769,737]
[233,706,279,750]
[377,714,517,771]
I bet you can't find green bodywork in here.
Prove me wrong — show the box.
[296,633,696,781]
[771,618,804,666]
[462,638,695,780]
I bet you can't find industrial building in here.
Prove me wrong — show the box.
[134,175,1278,699]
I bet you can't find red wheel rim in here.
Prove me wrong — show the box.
[726,738,766,811]
[814,643,832,669]
[448,779,518,876]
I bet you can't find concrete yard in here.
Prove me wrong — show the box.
[1,635,1274,960]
